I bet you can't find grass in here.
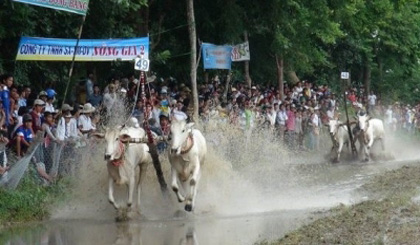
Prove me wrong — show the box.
[0,168,71,227]
[257,164,420,245]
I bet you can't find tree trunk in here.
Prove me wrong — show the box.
[275,55,284,100]
[244,31,251,87]
[204,72,209,84]
[363,62,371,100]
[186,0,199,122]
[286,70,300,84]
[138,6,149,36]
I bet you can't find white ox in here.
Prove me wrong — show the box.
[356,114,385,161]
[100,124,153,212]
[327,119,351,162]
[168,119,207,212]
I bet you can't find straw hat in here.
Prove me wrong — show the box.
[81,103,95,113]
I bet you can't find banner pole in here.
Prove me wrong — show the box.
[62,15,86,108]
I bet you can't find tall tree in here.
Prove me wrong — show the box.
[186,0,199,122]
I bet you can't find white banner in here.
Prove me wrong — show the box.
[231,41,250,62]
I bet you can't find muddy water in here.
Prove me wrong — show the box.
[3,158,419,245]
[3,125,419,244]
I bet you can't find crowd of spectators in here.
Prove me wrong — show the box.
[0,72,419,185]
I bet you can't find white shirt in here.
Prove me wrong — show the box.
[267,109,277,126]
[276,110,288,125]
[329,99,336,108]
[173,110,188,121]
[311,114,319,127]
[56,118,79,140]
[368,94,377,106]
[385,109,393,124]
[78,114,95,132]
[103,92,117,112]
[45,102,55,113]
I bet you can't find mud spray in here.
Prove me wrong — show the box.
[51,114,420,223]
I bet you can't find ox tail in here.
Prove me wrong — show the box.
[147,143,170,200]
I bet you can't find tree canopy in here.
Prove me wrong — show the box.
[1,0,420,103]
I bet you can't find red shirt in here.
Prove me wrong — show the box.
[348,94,356,103]
[30,111,42,134]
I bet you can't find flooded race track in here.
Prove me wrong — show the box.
[2,126,420,245]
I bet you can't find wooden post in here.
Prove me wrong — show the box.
[62,15,86,107]
[341,72,357,157]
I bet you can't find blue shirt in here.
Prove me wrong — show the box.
[16,126,33,143]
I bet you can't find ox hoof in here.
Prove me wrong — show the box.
[185,204,193,212]
[115,207,130,222]
[177,196,185,203]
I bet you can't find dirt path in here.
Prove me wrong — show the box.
[261,163,420,244]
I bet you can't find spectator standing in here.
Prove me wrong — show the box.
[88,85,102,107]
[30,99,45,134]
[38,91,48,103]
[56,104,75,140]
[276,103,288,140]
[0,74,12,126]
[103,83,117,115]
[307,108,319,150]
[295,109,304,149]
[41,112,59,172]
[78,103,96,136]
[368,91,377,114]
[18,86,31,109]
[266,104,277,130]
[285,104,296,148]
[86,73,94,99]
[45,89,56,113]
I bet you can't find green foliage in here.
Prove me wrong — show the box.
[0,170,70,224]
[1,0,420,103]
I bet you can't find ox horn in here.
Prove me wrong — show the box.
[92,132,105,138]
[349,120,357,125]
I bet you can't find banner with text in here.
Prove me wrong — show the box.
[13,0,89,15]
[202,43,233,70]
[16,36,149,62]
[231,41,250,62]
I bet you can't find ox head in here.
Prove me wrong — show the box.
[93,127,128,161]
[357,114,371,132]
[170,119,194,155]
[327,119,340,136]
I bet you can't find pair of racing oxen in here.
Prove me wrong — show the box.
[327,113,386,163]
[94,117,207,215]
